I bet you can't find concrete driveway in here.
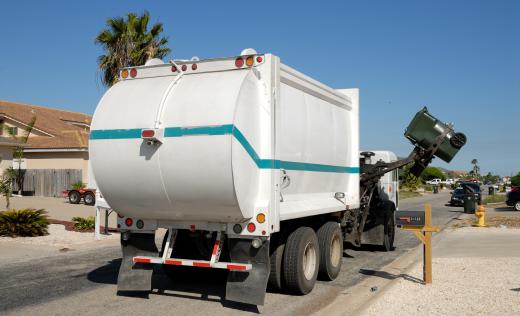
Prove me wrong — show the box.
[0,192,462,315]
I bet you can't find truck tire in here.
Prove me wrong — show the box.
[381,204,396,252]
[317,222,343,281]
[268,242,285,291]
[69,191,80,204]
[283,227,319,294]
[84,192,95,205]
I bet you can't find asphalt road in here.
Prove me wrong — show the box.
[0,192,462,316]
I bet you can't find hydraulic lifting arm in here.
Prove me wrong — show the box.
[346,108,467,247]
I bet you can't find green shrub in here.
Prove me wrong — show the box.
[0,208,49,237]
[72,181,87,190]
[72,216,95,231]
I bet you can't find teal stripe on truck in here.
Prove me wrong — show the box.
[90,125,360,174]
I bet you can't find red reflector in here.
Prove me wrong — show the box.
[235,58,244,68]
[164,259,182,265]
[125,218,133,227]
[191,64,197,70]
[256,56,263,63]
[133,257,150,263]
[247,223,256,233]
[227,264,247,271]
[193,262,211,268]
[141,130,155,138]
[171,65,177,72]
[130,68,137,78]
[181,64,187,71]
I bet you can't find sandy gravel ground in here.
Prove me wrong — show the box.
[360,227,520,315]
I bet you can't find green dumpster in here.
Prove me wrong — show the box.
[463,194,476,214]
[404,107,466,163]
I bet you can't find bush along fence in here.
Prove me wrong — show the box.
[12,169,83,197]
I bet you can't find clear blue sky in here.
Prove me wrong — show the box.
[0,1,518,176]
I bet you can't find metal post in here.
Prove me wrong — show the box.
[104,209,110,235]
[95,206,101,240]
[423,204,432,284]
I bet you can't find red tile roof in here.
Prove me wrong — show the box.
[0,100,91,149]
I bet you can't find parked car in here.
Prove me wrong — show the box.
[506,186,520,211]
[426,178,442,185]
[449,187,466,206]
[450,182,482,206]
[63,188,96,206]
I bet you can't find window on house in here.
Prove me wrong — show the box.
[6,126,18,136]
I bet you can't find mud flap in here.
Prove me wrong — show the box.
[226,239,270,306]
[117,232,158,292]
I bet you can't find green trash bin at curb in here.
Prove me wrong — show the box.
[464,195,476,214]
[433,185,439,194]
[404,107,467,163]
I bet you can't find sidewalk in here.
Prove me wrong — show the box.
[359,225,520,315]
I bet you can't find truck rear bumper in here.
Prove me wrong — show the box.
[132,256,252,271]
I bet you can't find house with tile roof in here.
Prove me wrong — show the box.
[0,100,91,184]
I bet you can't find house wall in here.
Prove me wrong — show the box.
[0,147,14,173]
[24,151,89,183]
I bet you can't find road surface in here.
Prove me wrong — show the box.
[0,192,461,315]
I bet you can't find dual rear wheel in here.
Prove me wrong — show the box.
[269,222,343,294]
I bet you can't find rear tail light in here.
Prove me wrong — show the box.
[171,65,177,72]
[181,65,187,71]
[235,58,244,68]
[191,64,197,70]
[121,69,129,79]
[256,56,263,63]
[130,68,137,78]
[511,187,519,193]
[247,223,256,233]
[141,130,155,138]
[246,56,254,67]
[125,218,133,227]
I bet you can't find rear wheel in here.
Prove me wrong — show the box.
[317,222,343,281]
[267,242,285,291]
[68,191,80,204]
[84,192,95,205]
[515,201,520,211]
[283,227,319,294]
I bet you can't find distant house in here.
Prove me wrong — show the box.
[0,100,91,184]
[0,137,23,173]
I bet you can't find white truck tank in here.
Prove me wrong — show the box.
[90,53,359,229]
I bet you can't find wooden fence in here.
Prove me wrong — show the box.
[12,169,83,197]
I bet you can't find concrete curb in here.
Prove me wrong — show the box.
[313,212,470,316]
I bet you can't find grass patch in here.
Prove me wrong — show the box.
[399,191,422,200]
[482,195,506,205]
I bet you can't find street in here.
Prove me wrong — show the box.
[0,192,461,315]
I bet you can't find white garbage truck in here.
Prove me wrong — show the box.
[89,49,465,305]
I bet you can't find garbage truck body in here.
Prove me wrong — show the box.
[90,50,463,305]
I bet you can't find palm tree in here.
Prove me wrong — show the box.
[95,11,171,87]
[471,159,480,179]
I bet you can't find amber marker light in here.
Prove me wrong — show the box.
[246,56,254,67]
